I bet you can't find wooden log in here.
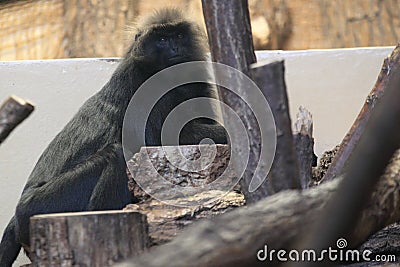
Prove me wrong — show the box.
[116,145,400,267]
[124,191,244,246]
[202,0,274,204]
[30,210,149,267]
[250,61,301,194]
[201,0,256,71]
[126,144,245,246]
[293,106,315,189]
[0,95,34,144]
[323,43,400,182]
[351,149,400,245]
[116,179,339,267]
[359,223,400,258]
[127,145,238,204]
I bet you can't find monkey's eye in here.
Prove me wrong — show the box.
[159,36,168,43]
[177,33,184,39]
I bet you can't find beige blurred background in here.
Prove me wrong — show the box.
[1,0,400,60]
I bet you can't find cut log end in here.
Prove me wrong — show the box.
[0,95,35,144]
[30,210,150,266]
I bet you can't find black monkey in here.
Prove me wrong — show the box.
[0,8,227,266]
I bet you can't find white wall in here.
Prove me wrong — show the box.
[0,58,119,266]
[256,47,393,155]
[0,47,393,266]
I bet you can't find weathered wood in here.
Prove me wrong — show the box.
[117,144,400,267]
[0,0,65,60]
[284,0,400,50]
[250,61,301,194]
[3,0,400,60]
[249,0,291,50]
[117,179,339,267]
[311,146,339,185]
[295,49,400,267]
[125,191,244,246]
[126,145,244,245]
[0,95,34,144]
[202,0,272,204]
[0,0,137,60]
[293,106,314,189]
[359,223,400,257]
[351,150,400,244]
[201,0,256,72]
[141,0,400,51]
[323,43,400,182]
[30,210,149,267]
[127,145,238,206]
[63,0,138,58]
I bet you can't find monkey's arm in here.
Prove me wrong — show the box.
[180,121,228,145]
[14,143,131,246]
[0,216,21,267]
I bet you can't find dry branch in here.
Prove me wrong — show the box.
[30,210,149,266]
[323,44,400,182]
[0,96,34,144]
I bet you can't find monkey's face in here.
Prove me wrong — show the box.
[135,22,206,69]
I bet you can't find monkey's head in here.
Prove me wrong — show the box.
[127,8,208,70]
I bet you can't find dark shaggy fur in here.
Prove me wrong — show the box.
[0,8,226,266]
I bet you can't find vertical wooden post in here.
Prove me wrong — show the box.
[202,1,301,202]
[250,61,301,194]
[202,0,266,204]
[202,0,256,71]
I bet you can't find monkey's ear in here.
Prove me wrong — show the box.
[134,33,142,41]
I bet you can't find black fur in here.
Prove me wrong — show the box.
[0,8,226,266]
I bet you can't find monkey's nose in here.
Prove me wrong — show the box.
[169,41,179,53]
[170,46,178,54]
